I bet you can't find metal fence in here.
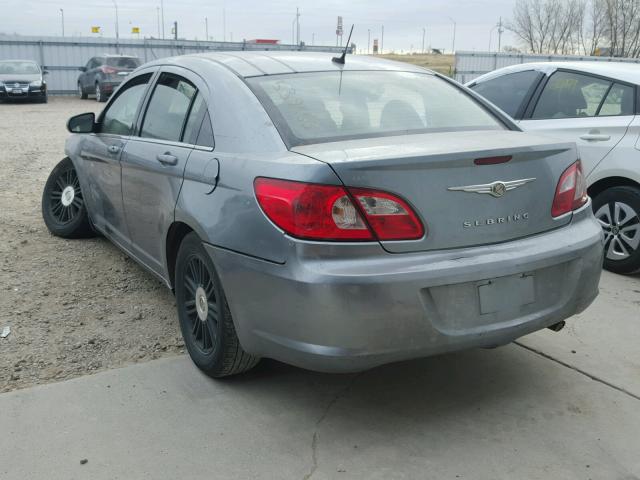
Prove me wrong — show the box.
[454,51,640,84]
[0,35,350,95]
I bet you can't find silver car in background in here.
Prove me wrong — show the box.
[42,52,603,377]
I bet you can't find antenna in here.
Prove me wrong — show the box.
[332,24,354,64]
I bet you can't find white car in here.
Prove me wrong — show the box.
[468,61,640,274]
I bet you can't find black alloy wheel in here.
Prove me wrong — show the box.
[175,232,259,377]
[41,157,94,238]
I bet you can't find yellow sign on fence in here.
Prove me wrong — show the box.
[91,26,100,33]
[131,27,140,34]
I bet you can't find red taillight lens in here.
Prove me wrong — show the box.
[254,178,424,242]
[551,160,588,217]
[254,178,372,240]
[348,188,425,240]
[101,66,118,74]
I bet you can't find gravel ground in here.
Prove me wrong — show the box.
[0,97,184,393]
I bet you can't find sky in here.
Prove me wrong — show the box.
[1,0,518,54]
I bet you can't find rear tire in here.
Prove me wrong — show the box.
[78,83,88,99]
[42,157,94,238]
[592,186,640,275]
[175,232,260,377]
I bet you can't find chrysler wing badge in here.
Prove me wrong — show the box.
[447,178,536,198]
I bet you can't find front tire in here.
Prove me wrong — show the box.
[592,186,640,274]
[175,233,260,377]
[78,83,88,99]
[95,82,106,102]
[42,157,94,238]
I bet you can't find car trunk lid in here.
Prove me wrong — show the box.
[292,130,578,253]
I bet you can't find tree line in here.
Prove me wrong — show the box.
[509,0,640,57]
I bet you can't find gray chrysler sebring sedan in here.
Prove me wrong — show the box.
[42,52,604,377]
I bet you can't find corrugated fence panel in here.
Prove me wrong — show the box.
[454,51,640,84]
[0,35,349,94]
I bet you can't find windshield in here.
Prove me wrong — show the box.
[247,71,505,147]
[106,57,141,69]
[0,61,40,75]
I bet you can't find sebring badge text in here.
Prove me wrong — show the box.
[463,212,530,228]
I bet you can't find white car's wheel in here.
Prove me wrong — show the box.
[593,186,640,274]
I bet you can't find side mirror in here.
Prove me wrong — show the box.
[67,112,96,134]
[78,66,87,72]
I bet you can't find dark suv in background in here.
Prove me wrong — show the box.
[0,60,48,103]
[77,55,141,102]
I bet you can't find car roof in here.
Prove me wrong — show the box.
[146,51,434,78]
[471,61,640,85]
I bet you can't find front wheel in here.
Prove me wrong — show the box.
[41,157,94,238]
[175,233,260,377]
[95,82,106,102]
[592,186,640,275]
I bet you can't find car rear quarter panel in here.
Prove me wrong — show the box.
[173,59,340,264]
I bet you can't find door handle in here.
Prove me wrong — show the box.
[107,145,121,154]
[579,133,610,142]
[157,153,178,166]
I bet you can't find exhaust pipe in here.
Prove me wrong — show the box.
[548,321,566,332]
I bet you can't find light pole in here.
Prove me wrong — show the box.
[160,0,165,39]
[422,27,425,54]
[367,28,370,54]
[447,16,456,54]
[311,32,315,46]
[497,16,504,53]
[156,7,161,38]
[205,17,209,41]
[112,0,120,44]
[381,25,384,54]
[295,7,300,45]
[59,9,65,37]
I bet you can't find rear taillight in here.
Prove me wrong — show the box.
[254,178,424,242]
[101,66,118,74]
[551,160,588,217]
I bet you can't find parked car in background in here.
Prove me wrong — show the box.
[0,59,48,103]
[43,52,603,377]
[77,54,141,102]
[467,62,640,274]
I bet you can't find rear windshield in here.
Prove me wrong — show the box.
[106,57,141,68]
[247,71,505,147]
[0,61,40,75]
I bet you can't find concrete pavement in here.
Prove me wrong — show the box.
[1,272,639,480]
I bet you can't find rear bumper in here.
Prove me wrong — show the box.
[205,204,604,373]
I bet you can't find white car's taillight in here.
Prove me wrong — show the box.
[551,160,588,218]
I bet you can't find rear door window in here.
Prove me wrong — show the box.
[598,83,635,116]
[470,70,541,117]
[182,93,214,147]
[532,71,611,119]
[140,73,197,142]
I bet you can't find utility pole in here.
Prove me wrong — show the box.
[447,16,456,54]
[367,28,370,54]
[381,25,384,54]
[160,0,165,39]
[59,9,65,37]
[222,7,226,42]
[422,27,425,54]
[295,7,300,45]
[156,7,161,38]
[113,0,120,44]
[312,32,315,46]
[173,21,178,40]
[205,17,209,41]
[497,16,504,53]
